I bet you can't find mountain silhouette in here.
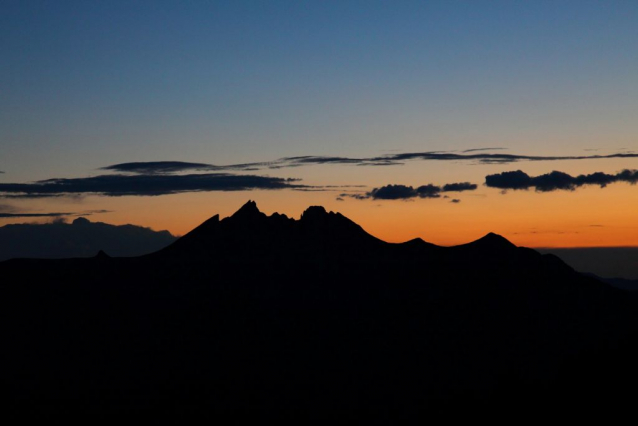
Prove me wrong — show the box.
[156,200,384,262]
[1,201,637,412]
[462,231,516,249]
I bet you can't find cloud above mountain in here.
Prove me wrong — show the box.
[342,181,477,200]
[485,169,638,192]
[0,173,307,198]
[5,151,638,202]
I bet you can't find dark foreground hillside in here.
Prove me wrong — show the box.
[1,201,637,412]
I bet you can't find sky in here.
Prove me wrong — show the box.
[1,0,638,247]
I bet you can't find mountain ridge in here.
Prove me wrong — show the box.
[0,200,636,410]
[150,201,571,283]
[157,200,515,252]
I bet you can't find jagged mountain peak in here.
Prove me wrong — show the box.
[155,201,381,259]
[300,205,331,223]
[302,205,328,216]
[231,200,263,219]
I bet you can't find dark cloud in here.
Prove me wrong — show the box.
[369,185,421,200]
[102,161,215,174]
[450,199,461,203]
[0,212,75,218]
[339,193,369,200]
[100,150,638,175]
[347,181,478,200]
[485,170,532,190]
[356,161,400,166]
[281,155,366,166]
[102,161,277,174]
[462,147,507,153]
[0,173,307,198]
[441,182,477,192]
[308,151,638,167]
[485,169,638,192]
[0,205,112,219]
[416,184,442,198]
[335,197,344,201]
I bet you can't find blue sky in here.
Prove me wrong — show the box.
[3,1,637,174]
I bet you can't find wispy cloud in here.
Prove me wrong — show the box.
[461,147,507,153]
[102,161,215,174]
[101,150,638,175]
[101,161,278,174]
[0,212,75,218]
[81,209,113,215]
[0,204,113,219]
[485,169,638,192]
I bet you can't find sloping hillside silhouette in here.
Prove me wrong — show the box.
[1,200,637,411]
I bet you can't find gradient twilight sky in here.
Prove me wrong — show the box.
[1,0,638,247]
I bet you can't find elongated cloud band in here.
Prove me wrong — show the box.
[102,150,638,174]
[101,161,274,174]
[485,170,638,192]
[0,212,75,218]
[0,173,306,198]
[343,182,477,200]
[0,204,112,218]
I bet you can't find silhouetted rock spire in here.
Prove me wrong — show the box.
[231,200,264,220]
[301,206,327,219]
[300,206,330,226]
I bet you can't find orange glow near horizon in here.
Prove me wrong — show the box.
[4,180,638,249]
[3,1,638,255]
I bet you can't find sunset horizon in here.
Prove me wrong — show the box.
[3,1,637,252]
[3,1,638,411]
